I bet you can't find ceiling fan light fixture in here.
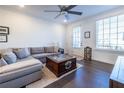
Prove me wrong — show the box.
[64,19,67,23]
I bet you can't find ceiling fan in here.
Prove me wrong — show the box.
[44,5,82,21]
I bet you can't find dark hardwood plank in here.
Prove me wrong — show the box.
[45,60,114,88]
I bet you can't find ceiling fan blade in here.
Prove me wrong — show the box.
[68,11,82,15]
[65,5,77,11]
[44,10,60,12]
[54,13,61,19]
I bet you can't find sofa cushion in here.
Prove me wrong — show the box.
[2,52,17,64]
[0,57,43,83]
[0,58,8,67]
[44,46,54,53]
[0,56,42,74]
[30,47,45,54]
[0,48,12,54]
[16,56,35,62]
[32,53,59,59]
[13,48,30,59]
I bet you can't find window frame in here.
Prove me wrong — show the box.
[96,14,124,51]
[72,26,82,49]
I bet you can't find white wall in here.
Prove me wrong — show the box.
[66,6,124,64]
[0,8,66,48]
[1,6,124,64]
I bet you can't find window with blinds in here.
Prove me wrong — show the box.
[96,14,124,50]
[72,26,81,48]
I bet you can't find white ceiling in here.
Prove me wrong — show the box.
[0,5,122,24]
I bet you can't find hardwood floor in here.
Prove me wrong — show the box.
[45,60,114,88]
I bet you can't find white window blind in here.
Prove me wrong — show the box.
[72,26,81,48]
[96,14,124,50]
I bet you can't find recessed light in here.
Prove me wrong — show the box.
[19,5,24,8]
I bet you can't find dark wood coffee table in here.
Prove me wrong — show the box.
[46,54,77,77]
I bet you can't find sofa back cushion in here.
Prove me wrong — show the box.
[30,47,44,54]
[0,58,8,67]
[44,46,54,53]
[13,48,30,59]
[0,48,12,54]
[2,52,17,64]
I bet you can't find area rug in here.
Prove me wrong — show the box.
[26,63,83,88]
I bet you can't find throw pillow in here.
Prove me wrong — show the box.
[0,57,8,67]
[13,48,30,59]
[45,46,54,53]
[30,47,44,54]
[2,52,17,64]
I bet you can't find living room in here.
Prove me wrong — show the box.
[0,0,124,91]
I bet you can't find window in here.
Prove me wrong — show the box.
[96,14,124,50]
[72,26,81,48]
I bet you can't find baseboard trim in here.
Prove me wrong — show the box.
[92,59,114,65]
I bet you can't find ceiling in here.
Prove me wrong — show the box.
[0,5,122,24]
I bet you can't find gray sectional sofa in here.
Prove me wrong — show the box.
[0,46,59,88]
[30,47,59,63]
[0,56,42,88]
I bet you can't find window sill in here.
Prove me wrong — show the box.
[72,47,81,49]
[94,48,124,53]
[72,46,81,49]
